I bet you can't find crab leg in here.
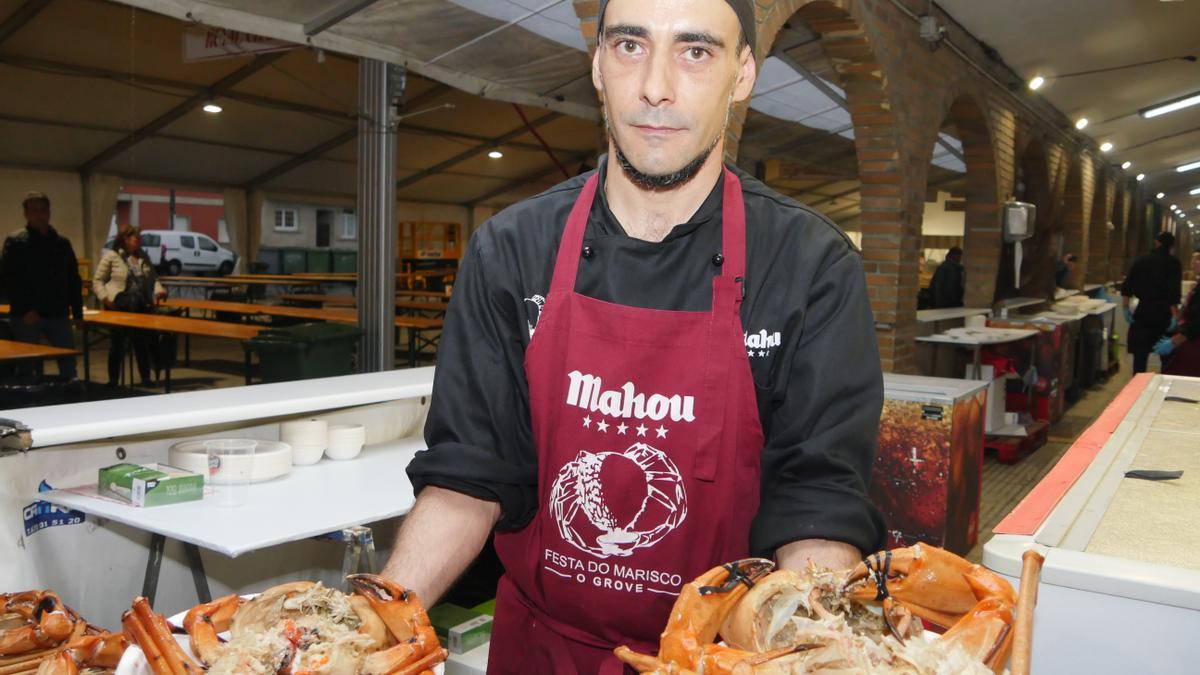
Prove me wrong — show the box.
[182,594,241,666]
[348,575,446,675]
[0,594,76,656]
[121,609,171,675]
[1010,550,1045,675]
[126,598,202,675]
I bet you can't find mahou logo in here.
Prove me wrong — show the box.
[565,371,696,423]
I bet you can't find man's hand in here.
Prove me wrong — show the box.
[21,310,40,326]
[776,539,862,572]
[380,487,501,605]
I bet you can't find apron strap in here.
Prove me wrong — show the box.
[548,173,601,296]
[718,167,746,284]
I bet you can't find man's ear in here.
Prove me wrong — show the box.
[732,45,757,103]
[592,41,604,93]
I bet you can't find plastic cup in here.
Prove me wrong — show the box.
[204,439,256,507]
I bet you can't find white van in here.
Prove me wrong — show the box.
[101,230,237,276]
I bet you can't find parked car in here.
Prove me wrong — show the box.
[100,230,237,276]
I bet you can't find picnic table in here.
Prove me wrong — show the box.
[0,338,80,364]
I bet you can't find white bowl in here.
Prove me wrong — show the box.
[168,439,292,483]
[290,443,326,466]
[325,424,365,461]
[280,419,328,447]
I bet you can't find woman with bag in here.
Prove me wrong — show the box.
[92,227,166,387]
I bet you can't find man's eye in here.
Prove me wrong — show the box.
[619,40,641,54]
[687,47,710,61]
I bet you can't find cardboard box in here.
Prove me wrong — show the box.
[98,463,203,507]
[428,603,493,654]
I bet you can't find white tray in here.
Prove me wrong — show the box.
[168,439,293,483]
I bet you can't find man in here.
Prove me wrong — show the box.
[1122,231,1182,373]
[1,192,83,379]
[930,246,965,308]
[1055,252,1078,288]
[384,1,885,671]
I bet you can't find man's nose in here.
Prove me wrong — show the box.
[640,48,676,107]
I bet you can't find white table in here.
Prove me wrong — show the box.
[994,297,1046,317]
[915,307,991,323]
[916,327,1039,376]
[40,438,423,605]
[1054,287,1081,301]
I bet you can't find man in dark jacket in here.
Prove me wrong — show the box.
[1,192,83,378]
[1122,231,1182,373]
[930,246,965,308]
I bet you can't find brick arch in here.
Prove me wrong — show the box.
[1109,186,1128,281]
[755,1,910,370]
[920,88,1002,308]
[1085,172,1115,285]
[1056,155,1093,293]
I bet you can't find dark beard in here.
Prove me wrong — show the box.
[612,135,718,192]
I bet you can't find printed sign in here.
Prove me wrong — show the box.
[183,27,296,63]
[23,481,85,536]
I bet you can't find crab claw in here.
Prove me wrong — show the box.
[347,574,446,675]
[845,544,997,629]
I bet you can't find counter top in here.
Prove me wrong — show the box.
[1,368,435,448]
[915,307,991,323]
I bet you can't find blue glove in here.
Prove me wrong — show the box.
[1123,307,1135,324]
[1168,316,1178,333]
[1154,337,1176,357]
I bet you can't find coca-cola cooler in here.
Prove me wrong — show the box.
[872,374,988,555]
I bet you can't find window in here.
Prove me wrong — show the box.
[341,211,357,240]
[180,235,195,249]
[172,215,190,231]
[198,237,218,252]
[141,234,160,247]
[274,209,298,232]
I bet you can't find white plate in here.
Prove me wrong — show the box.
[115,599,445,674]
[168,439,293,483]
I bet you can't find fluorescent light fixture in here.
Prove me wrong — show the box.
[1137,173,1146,181]
[487,150,503,159]
[202,103,222,114]
[1179,160,1200,173]
[1029,75,1045,91]
[1190,187,1200,196]
[1170,204,1178,209]
[1157,192,1166,199]
[1121,161,1132,169]
[1074,118,1089,130]
[1141,90,1200,119]
[1100,142,1114,152]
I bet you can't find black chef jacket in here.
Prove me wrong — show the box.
[408,159,887,557]
[1,224,83,320]
[1121,248,1182,318]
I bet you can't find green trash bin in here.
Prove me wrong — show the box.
[281,249,307,275]
[333,250,357,273]
[307,249,333,274]
[244,322,362,383]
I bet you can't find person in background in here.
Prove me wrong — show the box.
[930,246,965,308]
[1155,251,1200,375]
[1055,253,1078,288]
[1122,231,1182,373]
[0,191,83,379]
[92,227,166,387]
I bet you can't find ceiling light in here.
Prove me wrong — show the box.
[1170,204,1178,209]
[487,150,503,159]
[1178,160,1200,173]
[1190,187,1200,196]
[1074,118,1090,130]
[1137,173,1146,181]
[1141,90,1200,119]
[1157,192,1166,199]
[202,103,222,114]
[1100,142,1114,153]
[1121,160,1132,169]
[1029,75,1045,91]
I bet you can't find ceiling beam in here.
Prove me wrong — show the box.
[0,54,589,157]
[242,83,452,188]
[0,0,51,48]
[303,0,380,36]
[465,151,595,207]
[761,158,858,183]
[77,52,287,174]
[395,111,562,190]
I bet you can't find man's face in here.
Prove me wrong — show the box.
[24,200,50,229]
[593,0,756,189]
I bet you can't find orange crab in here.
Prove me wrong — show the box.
[616,544,1036,674]
[121,574,446,675]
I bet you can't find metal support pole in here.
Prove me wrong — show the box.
[356,60,401,371]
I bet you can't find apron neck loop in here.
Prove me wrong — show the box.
[549,167,746,297]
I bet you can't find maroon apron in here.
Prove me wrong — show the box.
[488,168,764,673]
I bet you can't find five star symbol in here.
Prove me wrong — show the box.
[635,424,648,437]
[586,418,668,439]
[596,420,610,433]
[616,422,628,435]
[656,425,668,438]
[582,415,592,428]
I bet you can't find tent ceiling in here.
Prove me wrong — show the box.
[937,0,1200,213]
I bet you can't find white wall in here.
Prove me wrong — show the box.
[923,190,966,237]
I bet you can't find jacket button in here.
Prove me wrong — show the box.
[581,245,594,259]
[712,253,724,267]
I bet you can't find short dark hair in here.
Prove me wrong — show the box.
[947,246,963,260]
[597,0,755,55]
[22,191,49,210]
[1156,231,1176,249]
